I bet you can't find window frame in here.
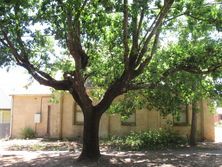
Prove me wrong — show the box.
[73,103,84,125]
[0,111,3,124]
[173,105,189,126]
[121,112,136,126]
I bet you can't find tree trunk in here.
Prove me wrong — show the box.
[78,111,102,162]
[190,102,197,146]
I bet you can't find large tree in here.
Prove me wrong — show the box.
[143,69,222,146]
[0,0,222,161]
[111,38,222,146]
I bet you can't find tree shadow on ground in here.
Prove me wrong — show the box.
[1,150,222,167]
[0,152,78,167]
[99,151,221,167]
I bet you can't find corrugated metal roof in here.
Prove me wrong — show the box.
[0,88,11,109]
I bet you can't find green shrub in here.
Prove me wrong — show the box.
[21,127,36,139]
[108,128,187,150]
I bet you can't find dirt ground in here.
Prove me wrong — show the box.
[1,139,222,167]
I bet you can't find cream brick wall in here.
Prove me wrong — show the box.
[61,94,83,138]
[11,93,215,141]
[61,94,109,138]
[12,95,40,137]
[11,95,60,138]
[202,100,215,141]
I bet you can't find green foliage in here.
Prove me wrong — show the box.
[129,37,222,117]
[108,91,146,118]
[21,127,36,139]
[217,99,222,107]
[49,89,62,104]
[107,129,187,151]
[0,0,222,116]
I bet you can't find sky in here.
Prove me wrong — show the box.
[0,66,51,109]
[0,67,28,93]
[0,67,50,95]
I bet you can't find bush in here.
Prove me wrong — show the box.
[21,127,36,139]
[108,129,187,150]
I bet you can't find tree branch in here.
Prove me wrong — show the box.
[128,61,222,91]
[135,26,161,74]
[123,0,130,67]
[180,63,222,74]
[128,64,180,90]
[21,63,71,90]
[66,3,88,70]
[76,0,89,20]
[128,1,139,68]
[163,12,186,24]
[66,11,81,69]
[0,38,9,47]
[1,30,71,90]
[1,31,25,64]
[139,0,174,59]
[138,9,161,50]
[187,13,222,30]
[137,7,145,38]
[95,1,175,112]
[56,1,93,109]
[94,73,128,113]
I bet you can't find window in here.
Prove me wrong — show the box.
[0,112,3,124]
[73,103,84,125]
[121,112,136,126]
[219,114,222,120]
[173,105,188,126]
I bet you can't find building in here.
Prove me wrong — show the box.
[214,107,222,123]
[0,89,11,138]
[10,92,215,141]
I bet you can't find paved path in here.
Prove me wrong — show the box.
[0,139,43,151]
[1,139,222,166]
[1,149,222,167]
